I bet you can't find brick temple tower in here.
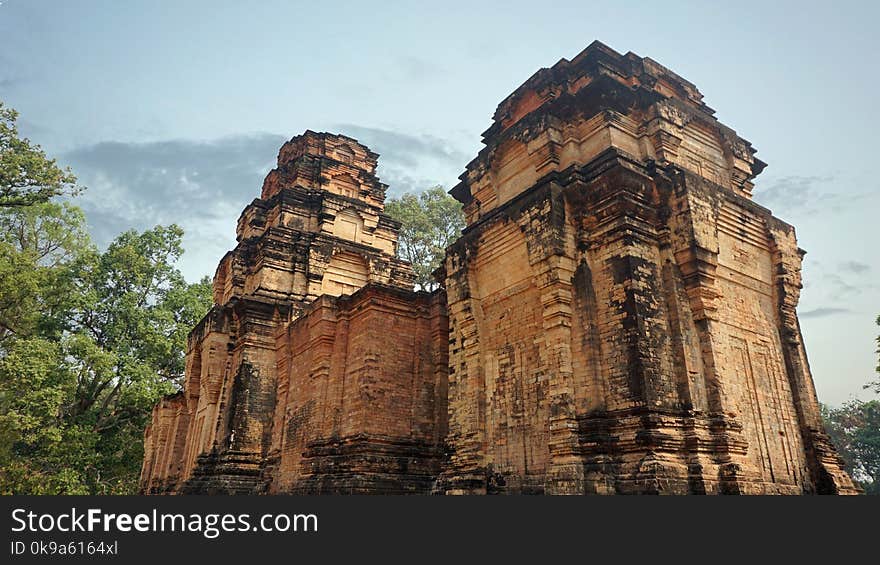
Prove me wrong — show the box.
[438,41,856,494]
[141,42,856,495]
[140,131,449,494]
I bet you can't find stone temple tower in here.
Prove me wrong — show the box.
[142,42,856,495]
[438,41,856,494]
[140,131,424,493]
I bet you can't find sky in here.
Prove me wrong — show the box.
[1,0,877,406]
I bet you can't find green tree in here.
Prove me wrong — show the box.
[0,101,210,493]
[868,314,880,394]
[385,185,465,291]
[0,201,92,342]
[0,205,212,493]
[0,102,79,208]
[65,226,213,423]
[822,399,880,494]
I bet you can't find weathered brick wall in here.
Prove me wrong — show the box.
[140,132,426,495]
[267,285,448,494]
[442,41,857,494]
[442,219,549,493]
[442,150,855,494]
[140,393,188,493]
[142,43,856,496]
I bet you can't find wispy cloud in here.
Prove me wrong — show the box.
[839,260,871,275]
[0,53,28,93]
[753,175,876,216]
[395,56,447,82]
[64,134,285,239]
[754,175,834,214]
[334,124,466,195]
[62,134,286,279]
[800,307,852,319]
[826,273,863,298]
[59,127,468,279]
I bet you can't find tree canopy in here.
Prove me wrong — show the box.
[0,211,212,494]
[385,185,465,291]
[870,314,880,395]
[0,101,212,493]
[0,103,79,208]
[822,399,880,495]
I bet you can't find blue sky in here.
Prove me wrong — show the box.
[1,0,877,406]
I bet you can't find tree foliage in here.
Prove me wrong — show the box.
[0,102,79,208]
[385,186,465,291]
[0,207,212,494]
[0,201,91,342]
[0,102,212,493]
[869,314,880,395]
[822,399,880,494]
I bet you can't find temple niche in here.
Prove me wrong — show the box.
[320,251,368,296]
[141,42,856,495]
[329,209,364,243]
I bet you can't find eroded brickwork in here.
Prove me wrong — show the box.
[141,42,856,495]
[439,41,856,495]
[267,286,447,494]
[139,131,442,494]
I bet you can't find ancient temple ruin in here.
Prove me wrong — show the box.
[140,41,857,494]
